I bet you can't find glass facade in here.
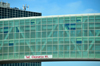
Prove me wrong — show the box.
[0,7,41,19]
[0,62,41,66]
[0,14,100,61]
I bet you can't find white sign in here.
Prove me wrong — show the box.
[24,55,52,59]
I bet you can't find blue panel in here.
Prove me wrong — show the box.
[31,22,35,25]
[71,28,75,30]
[76,41,82,44]
[77,20,81,22]
[4,27,8,29]
[4,31,8,33]
[16,27,19,32]
[4,27,8,33]
[71,24,76,25]
[9,43,13,46]
[65,24,76,30]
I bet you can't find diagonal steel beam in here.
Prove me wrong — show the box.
[0,24,13,50]
[63,24,80,50]
[4,27,13,40]
[87,30,95,52]
[14,27,16,53]
[18,27,33,54]
[87,30,100,51]
[87,40,94,51]
[40,25,57,51]
[96,31,100,36]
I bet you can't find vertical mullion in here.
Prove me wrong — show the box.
[88,15,89,58]
[94,14,95,59]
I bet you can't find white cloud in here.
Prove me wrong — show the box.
[29,1,98,16]
[64,1,82,13]
[84,9,98,13]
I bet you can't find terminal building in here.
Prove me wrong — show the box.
[0,2,41,19]
[0,1,100,66]
[0,13,100,66]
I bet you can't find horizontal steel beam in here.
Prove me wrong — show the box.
[0,58,100,64]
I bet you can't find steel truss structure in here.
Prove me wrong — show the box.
[0,13,100,61]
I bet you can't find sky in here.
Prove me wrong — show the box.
[1,0,100,16]
[1,0,100,66]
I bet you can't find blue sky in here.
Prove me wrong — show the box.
[1,0,100,16]
[1,0,100,66]
[42,61,100,66]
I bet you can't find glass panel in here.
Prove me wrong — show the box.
[14,20,20,26]
[4,21,8,27]
[59,24,64,30]
[83,38,88,44]
[76,30,82,36]
[31,25,35,32]
[3,54,8,59]
[53,45,58,51]
[47,45,52,51]
[89,30,94,36]
[64,38,69,44]
[83,30,88,36]
[42,18,46,25]
[64,45,70,51]
[53,38,58,44]
[59,51,64,58]
[25,19,30,26]
[47,25,52,31]
[76,51,82,58]
[36,25,41,31]
[0,28,3,33]
[53,31,58,37]
[95,51,100,58]
[89,16,94,22]
[83,51,88,58]
[36,19,41,24]
[76,17,82,23]
[95,37,100,44]
[9,53,13,59]
[42,32,46,38]
[82,16,88,22]
[95,30,100,36]
[89,51,94,58]
[0,21,3,28]
[64,51,69,58]
[47,18,52,24]
[0,33,3,40]
[95,16,100,22]
[71,17,76,23]
[70,51,76,58]
[42,25,46,31]
[59,31,64,37]
[89,23,94,29]
[95,23,100,29]
[59,17,64,24]
[76,24,82,29]
[9,20,14,27]
[31,19,36,25]
[70,30,76,37]
[82,23,88,29]
[53,52,58,58]
[95,44,100,50]
[20,19,24,26]
[65,17,70,23]
[53,17,58,24]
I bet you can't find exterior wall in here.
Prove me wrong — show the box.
[0,13,100,61]
[0,7,41,19]
[0,62,41,66]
